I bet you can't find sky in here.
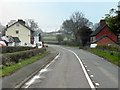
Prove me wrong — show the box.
[0,0,119,32]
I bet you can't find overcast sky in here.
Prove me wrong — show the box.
[0,0,119,32]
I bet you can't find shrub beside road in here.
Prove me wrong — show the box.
[2,48,46,66]
[1,51,49,77]
[1,47,49,77]
[2,46,35,53]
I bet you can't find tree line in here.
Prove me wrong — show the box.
[56,9,120,46]
[57,11,93,47]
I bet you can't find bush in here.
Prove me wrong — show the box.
[96,45,119,52]
[2,46,36,53]
[2,48,46,66]
[61,41,79,46]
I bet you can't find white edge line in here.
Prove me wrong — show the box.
[60,47,96,90]
[24,53,60,88]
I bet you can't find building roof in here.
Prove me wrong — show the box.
[91,24,107,36]
[5,20,34,32]
[1,36,21,43]
[13,37,21,42]
[1,36,14,43]
[91,35,118,44]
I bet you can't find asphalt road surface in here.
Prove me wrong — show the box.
[22,45,119,89]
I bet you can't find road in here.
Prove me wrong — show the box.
[22,45,119,89]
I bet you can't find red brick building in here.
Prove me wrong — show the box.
[90,20,118,46]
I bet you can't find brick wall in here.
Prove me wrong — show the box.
[96,26,117,42]
[95,37,117,45]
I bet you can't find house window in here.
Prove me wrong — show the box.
[16,30,19,34]
[93,36,96,41]
[91,36,96,41]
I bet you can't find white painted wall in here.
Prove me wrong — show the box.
[6,22,31,46]
[34,36,39,45]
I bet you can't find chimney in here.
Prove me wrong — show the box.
[100,20,106,26]
[18,19,25,25]
[6,25,8,28]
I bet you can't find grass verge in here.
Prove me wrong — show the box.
[63,45,79,48]
[88,49,120,66]
[0,51,49,77]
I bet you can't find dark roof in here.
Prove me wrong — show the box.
[13,37,21,42]
[91,24,107,36]
[5,20,34,32]
[91,35,118,44]
[1,36,14,43]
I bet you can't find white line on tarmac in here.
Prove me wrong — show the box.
[87,69,90,71]
[24,53,60,88]
[90,75,94,78]
[60,47,96,90]
[95,83,100,87]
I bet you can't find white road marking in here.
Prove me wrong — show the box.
[25,75,40,85]
[24,53,60,88]
[90,75,94,78]
[87,69,90,72]
[85,65,87,68]
[60,47,96,90]
[95,83,100,87]
[39,69,48,73]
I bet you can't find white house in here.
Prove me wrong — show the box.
[5,19,34,46]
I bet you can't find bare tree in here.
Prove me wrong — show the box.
[0,23,5,36]
[7,20,16,27]
[25,19,39,31]
[62,11,93,42]
[33,28,43,36]
[56,34,64,44]
[92,23,100,31]
[70,12,92,39]
[61,19,74,40]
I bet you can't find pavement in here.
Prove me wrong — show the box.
[2,47,59,88]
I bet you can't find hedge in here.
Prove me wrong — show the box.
[96,45,120,52]
[2,48,46,66]
[2,46,36,54]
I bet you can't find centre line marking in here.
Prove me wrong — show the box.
[60,47,96,90]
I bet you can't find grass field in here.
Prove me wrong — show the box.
[42,36,56,40]
[42,36,67,41]
[44,41,58,42]
[88,49,120,66]
[1,51,49,77]
[64,45,79,48]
